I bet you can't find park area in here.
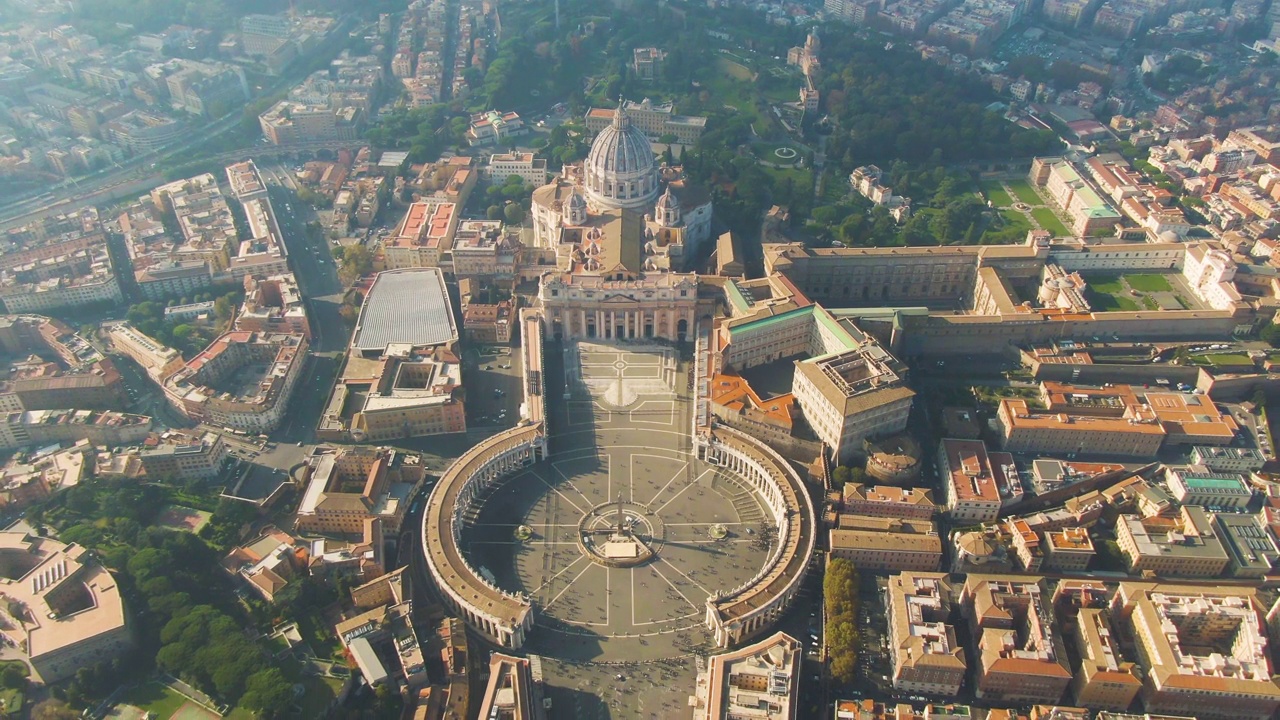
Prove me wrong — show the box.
[1083,273,1192,312]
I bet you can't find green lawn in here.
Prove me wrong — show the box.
[295,675,343,718]
[1031,207,1071,237]
[1123,274,1173,292]
[980,208,1032,244]
[761,165,812,191]
[703,57,762,125]
[1196,353,1255,369]
[120,682,188,719]
[1086,287,1141,312]
[717,55,754,80]
[1008,179,1042,205]
[981,181,1014,208]
[297,613,341,661]
[753,142,803,166]
[1086,274,1125,295]
[0,688,23,716]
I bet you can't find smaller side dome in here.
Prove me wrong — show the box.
[656,186,680,211]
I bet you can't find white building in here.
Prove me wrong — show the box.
[484,151,547,186]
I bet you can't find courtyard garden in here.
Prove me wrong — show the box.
[1082,273,1192,312]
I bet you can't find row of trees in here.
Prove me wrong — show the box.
[824,557,861,686]
[829,465,866,488]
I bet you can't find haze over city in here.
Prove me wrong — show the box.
[1,0,1280,718]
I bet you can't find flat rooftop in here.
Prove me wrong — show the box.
[351,268,457,353]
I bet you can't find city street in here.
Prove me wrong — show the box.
[258,165,349,354]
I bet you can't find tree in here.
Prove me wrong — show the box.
[1261,323,1280,348]
[213,295,235,322]
[338,245,374,286]
[30,700,79,720]
[487,205,503,220]
[503,204,526,224]
[241,668,294,718]
[1,663,27,690]
[830,466,850,486]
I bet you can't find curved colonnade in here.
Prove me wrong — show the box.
[423,314,815,650]
[697,425,817,648]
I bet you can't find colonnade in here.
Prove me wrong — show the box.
[551,307,693,341]
[425,428,545,649]
[696,427,815,649]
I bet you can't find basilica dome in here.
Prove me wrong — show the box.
[583,101,660,211]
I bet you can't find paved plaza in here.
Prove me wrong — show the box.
[462,342,774,668]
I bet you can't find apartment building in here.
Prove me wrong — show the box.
[163,331,308,434]
[0,316,126,411]
[1165,467,1251,509]
[962,575,1072,705]
[1008,518,1044,571]
[234,273,311,339]
[1115,505,1230,577]
[842,483,935,521]
[939,439,1017,523]
[1043,527,1096,572]
[138,430,228,482]
[258,101,360,144]
[1069,607,1143,711]
[0,409,152,452]
[886,572,966,697]
[1115,583,1280,720]
[107,322,184,384]
[829,516,942,572]
[295,445,427,535]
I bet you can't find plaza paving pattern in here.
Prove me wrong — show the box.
[461,342,774,665]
